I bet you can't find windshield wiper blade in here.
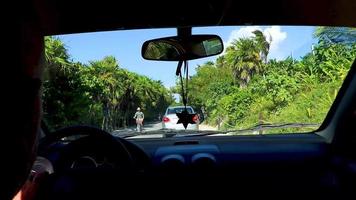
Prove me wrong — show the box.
[173,131,227,137]
[118,129,223,138]
[115,129,186,139]
[224,123,320,135]
[115,123,320,138]
[173,123,320,137]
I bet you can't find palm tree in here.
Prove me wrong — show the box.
[216,56,226,68]
[253,30,271,63]
[225,30,271,87]
[226,38,261,87]
[44,36,71,74]
[87,56,123,130]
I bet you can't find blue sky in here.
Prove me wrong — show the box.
[58,26,317,88]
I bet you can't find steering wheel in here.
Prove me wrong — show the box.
[37,126,151,199]
[38,126,137,172]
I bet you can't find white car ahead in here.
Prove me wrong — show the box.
[162,106,199,130]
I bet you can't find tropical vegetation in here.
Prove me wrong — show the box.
[181,27,356,133]
[43,37,174,131]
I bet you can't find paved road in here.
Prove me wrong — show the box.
[112,121,217,138]
[111,121,162,137]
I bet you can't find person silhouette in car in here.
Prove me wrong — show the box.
[4,16,48,200]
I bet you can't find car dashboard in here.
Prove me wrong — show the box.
[39,133,345,199]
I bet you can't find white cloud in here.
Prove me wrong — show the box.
[263,26,287,52]
[226,26,262,45]
[225,26,287,58]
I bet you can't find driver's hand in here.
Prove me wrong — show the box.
[13,157,53,200]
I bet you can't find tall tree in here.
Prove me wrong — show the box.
[226,38,261,87]
[253,30,271,63]
[225,30,271,87]
[216,56,226,68]
[43,37,89,129]
[44,36,70,74]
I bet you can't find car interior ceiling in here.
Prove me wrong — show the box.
[13,0,356,198]
[23,0,356,35]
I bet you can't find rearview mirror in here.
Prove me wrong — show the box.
[142,35,223,61]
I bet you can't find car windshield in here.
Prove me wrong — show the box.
[44,26,356,137]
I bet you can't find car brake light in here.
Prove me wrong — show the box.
[163,116,170,123]
[192,115,199,123]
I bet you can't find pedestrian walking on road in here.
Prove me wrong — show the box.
[133,107,144,132]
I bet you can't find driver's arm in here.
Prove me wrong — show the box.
[4,3,45,199]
